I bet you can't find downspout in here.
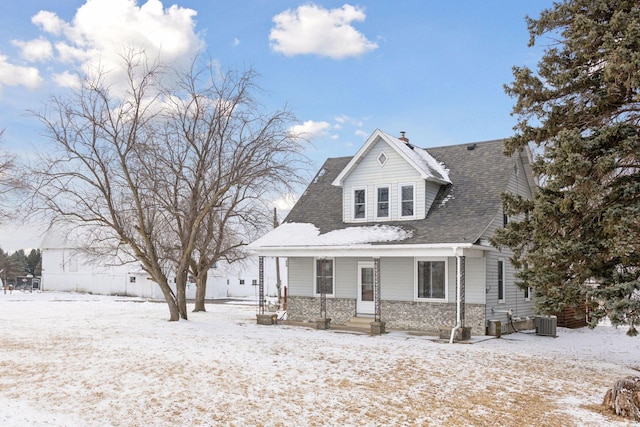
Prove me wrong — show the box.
[450,248,462,344]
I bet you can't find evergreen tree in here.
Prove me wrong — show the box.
[26,249,42,277]
[492,0,640,335]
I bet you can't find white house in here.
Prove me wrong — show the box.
[250,129,537,336]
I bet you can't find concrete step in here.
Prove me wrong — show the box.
[345,316,375,328]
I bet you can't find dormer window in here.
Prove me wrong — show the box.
[376,186,389,218]
[353,188,366,219]
[399,183,415,217]
[377,151,388,167]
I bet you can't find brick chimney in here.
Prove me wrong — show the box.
[399,131,409,143]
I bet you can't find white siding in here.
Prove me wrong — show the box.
[286,255,487,308]
[380,258,414,300]
[482,154,536,321]
[464,256,486,304]
[425,181,441,213]
[342,138,430,222]
[287,257,314,297]
[335,257,366,299]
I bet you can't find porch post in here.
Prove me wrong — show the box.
[259,256,265,315]
[256,256,276,325]
[374,257,381,322]
[459,255,466,327]
[316,258,331,329]
[371,257,385,334]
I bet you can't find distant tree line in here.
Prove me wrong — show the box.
[0,247,41,287]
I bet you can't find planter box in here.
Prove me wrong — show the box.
[256,314,277,325]
[316,318,331,330]
[370,321,386,335]
[438,326,472,342]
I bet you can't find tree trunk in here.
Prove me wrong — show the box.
[193,269,208,312]
[175,270,189,320]
[603,376,640,421]
[156,278,180,321]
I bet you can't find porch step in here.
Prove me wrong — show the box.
[345,316,375,329]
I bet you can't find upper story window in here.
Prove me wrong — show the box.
[400,184,415,217]
[353,188,366,219]
[376,186,389,218]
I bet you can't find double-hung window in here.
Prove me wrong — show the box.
[400,184,414,217]
[353,188,366,219]
[376,186,389,219]
[315,258,334,295]
[416,260,446,300]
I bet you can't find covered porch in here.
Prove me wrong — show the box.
[253,242,489,338]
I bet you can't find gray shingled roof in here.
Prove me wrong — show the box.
[284,138,515,245]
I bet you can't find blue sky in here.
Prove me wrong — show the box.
[0,0,554,250]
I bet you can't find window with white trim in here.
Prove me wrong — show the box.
[376,186,389,219]
[524,286,532,301]
[498,259,505,303]
[416,259,446,300]
[399,184,415,217]
[353,188,366,219]
[315,258,334,295]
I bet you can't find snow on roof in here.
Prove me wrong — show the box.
[249,222,412,248]
[380,130,451,184]
[332,129,451,186]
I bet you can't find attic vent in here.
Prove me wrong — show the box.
[377,151,388,167]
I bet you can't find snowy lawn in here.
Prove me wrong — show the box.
[0,292,638,426]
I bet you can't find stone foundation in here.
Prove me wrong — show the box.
[287,296,486,335]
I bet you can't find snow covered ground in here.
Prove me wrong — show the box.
[0,291,638,426]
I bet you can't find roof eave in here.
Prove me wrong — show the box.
[249,242,489,258]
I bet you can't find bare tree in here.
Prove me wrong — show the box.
[0,129,25,223]
[156,62,307,313]
[31,52,307,320]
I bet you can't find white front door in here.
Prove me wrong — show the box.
[357,262,375,315]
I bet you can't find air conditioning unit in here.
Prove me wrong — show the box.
[535,315,557,337]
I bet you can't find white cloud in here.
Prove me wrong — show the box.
[269,4,378,59]
[31,10,67,36]
[12,38,54,62]
[290,120,331,139]
[272,193,298,211]
[25,0,205,93]
[354,129,368,138]
[0,54,43,90]
[54,42,89,64]
[232,38,240,47]
[334,114,364,128]
[52,71,81,89]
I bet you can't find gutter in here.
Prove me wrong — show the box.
[248,242,488,258]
